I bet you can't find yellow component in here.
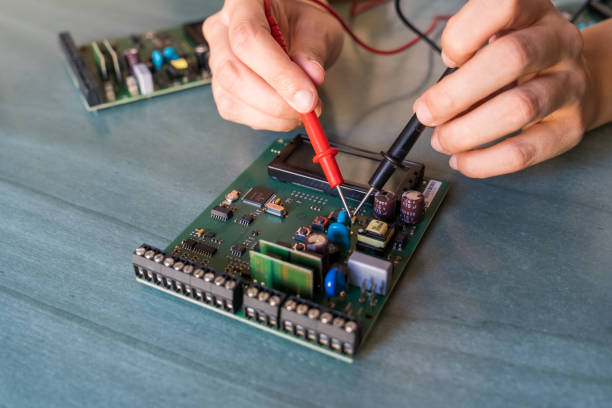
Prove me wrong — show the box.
[196,229,205,237]
[365,219,388,238]
[358,219,394,249]
[170,58,188,70]
[274,198,282,204]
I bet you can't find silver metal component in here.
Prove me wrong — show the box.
[247,287,259,298]
[163,257,174,267]
[336,186,352,218]
[307,308,320,320]
[193,268,204,279]
[284,299,297,311]
[353,186,376,216]
[182,264,194,275]
[296,304,308,315]
[225,280,236,290]
[144,250,155,259]
[214,276,226,286]
[204,272,215,282]
[320,312,333,324]
[258,291,270,302]
[332,317,345,329]
[135,247,146,256]
[347,251,392,296]
[345,321,358,333]
[269,295,281,306]
[153,253,164,263]
[173,261,184,271]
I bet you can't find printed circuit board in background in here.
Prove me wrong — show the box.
[59,19,210,111]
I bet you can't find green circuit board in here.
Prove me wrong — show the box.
[132,137,449,362]
[59,19,210,111]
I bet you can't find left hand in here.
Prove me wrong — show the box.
[414,0,592,178]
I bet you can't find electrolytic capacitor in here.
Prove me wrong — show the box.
[194,44,210,74]
[400,190,425,224]
[373,190,396,221]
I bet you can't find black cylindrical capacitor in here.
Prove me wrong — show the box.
[401,190,425,224]
[123,48,140,73]
[194,44,210,73]
[373,190,396,221]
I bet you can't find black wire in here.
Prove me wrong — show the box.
[394,0,442,54]
[570,0,593,23]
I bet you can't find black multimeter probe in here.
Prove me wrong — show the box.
[353,67,456,216]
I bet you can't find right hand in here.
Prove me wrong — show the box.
[203,0,343,131]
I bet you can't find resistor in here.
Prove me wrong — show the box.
[400,190,425,225]
[373,190,396,221]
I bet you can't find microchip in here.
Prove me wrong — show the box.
[181,238,198,250]
[243,186,275,208]
[311,216,328,231]
[205,231,216,239]
[194,241,217,256]
[231,244,247,257]
[240,214,254,226]
[211,205,232,221]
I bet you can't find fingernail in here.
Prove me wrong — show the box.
[449,156,458,170]
[431,129,442,152]
[293,90,315,113]
[441,50,457,68]
[293,54,325,86]
[414,99,434,125]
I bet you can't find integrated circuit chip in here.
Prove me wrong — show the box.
[211,205,232,221]
[243,186,275,208]
[231,244,247,257]
[240,214,254,226]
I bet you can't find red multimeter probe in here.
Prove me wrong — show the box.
[264,0,352,217]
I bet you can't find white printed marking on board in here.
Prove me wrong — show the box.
[423,180,442,208]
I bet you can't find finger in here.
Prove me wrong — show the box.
[432,72,581,154]
[204,18,298,119]
[225,0,319,113]
[289,16,343,86]
[448,116,584,178]
[441,0,554,67]
[212,82,302,131]
[416,20,579,126]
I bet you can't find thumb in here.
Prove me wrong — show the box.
[289,22,342,87]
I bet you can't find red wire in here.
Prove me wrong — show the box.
[351,0,390,17]
[303,0,451,55]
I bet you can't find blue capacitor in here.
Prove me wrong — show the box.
[162,46,179,61]
[336,209,351,226]
[327,210,351,249]
[152,49,163,70]
[325,267,347,297]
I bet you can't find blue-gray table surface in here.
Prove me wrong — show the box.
[1,0,611,407]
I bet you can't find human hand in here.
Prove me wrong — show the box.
[414,0,594,178]
[203,0,343,131]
